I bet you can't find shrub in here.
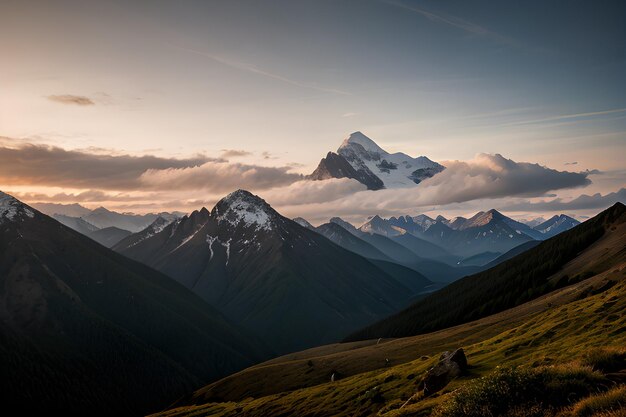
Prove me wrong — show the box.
[432,365,605,417]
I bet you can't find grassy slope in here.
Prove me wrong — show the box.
[156,214,626,417]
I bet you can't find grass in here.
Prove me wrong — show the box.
[562,386,626,417]
[154,265,626,417]
[431,365,605,417]
[580,348,626,373]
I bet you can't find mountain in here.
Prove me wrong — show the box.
[52,213,100,235]
[386,215,426,235]
[483,240,541,268]
[534,214,580,238]
[521,216,546,228]
[309,132,444,189]
[360,210,535,258]
[347,202,626,341]
[0,191,266,415]
[391,233,453,262]
[316,222,390,261]
[359,215,406,237]
[33,202,183,233]
[114,190,414,354]
[456,251,502,266]
[446,216,468,230]
[329,217,479,282]
[83,206,180,232]
[413,214,437,231]
[292,217,315,230]
[415,210,536,257]
[112,216,174,250]
[32,202,92,217]
[329,217,418,263]
[86,226,132,247]
[308,151,384,190]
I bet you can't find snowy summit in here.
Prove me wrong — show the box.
[212,189,275,231]
[0,191,35,223]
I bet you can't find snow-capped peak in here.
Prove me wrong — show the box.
[212,189,275,231]
[339,131,387,155]
[0,191,34,223]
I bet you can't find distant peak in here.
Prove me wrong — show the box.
[213,189,275,231]
[339,131,386,154]
[92,206,112,214]
[330,217,356,229]
[486,209,505,219]
[293,217,314,229]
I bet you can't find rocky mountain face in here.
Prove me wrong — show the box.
[309,132,444,190]
[308,151,384,190]
[115,190,414,354]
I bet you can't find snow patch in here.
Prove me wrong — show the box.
[216,191,273,231]
[0,192,34,223]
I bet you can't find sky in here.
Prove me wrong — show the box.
[1,0,625,224]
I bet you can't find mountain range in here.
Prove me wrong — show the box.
[0,191,267,415]
[348,202,625,341]
[33,202,183,233]
[114,190,421,354]
[308,131,445,190]
[355,209,579,258]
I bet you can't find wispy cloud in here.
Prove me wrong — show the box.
[47,94,95,106]
[500,107,626,127]
[384,0,522,48]
[171,45,351,96]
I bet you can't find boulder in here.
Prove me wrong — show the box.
[423,348,468,396]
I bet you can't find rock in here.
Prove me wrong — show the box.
[423,348,468,396]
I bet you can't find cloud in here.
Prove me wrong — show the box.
[47,94,95,106]
[413,153,591,203]
[500,107,626,127]
[220,149,252,158]
[264,178,367,206]
[271,153,592,223]
[341,112,358,118]
[139,160,302,193]
[13,190,157,203]
[0,143,214,190]
[564,161,578,165]
[501,188,626,212]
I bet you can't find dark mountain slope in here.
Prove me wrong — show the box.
[391,233,453,262]
[115,190,413,354]
[483,240,541,268]
[86,226,131,247]
[347,202,626,341]
[0,191,265,415]
[316,222,391,261]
